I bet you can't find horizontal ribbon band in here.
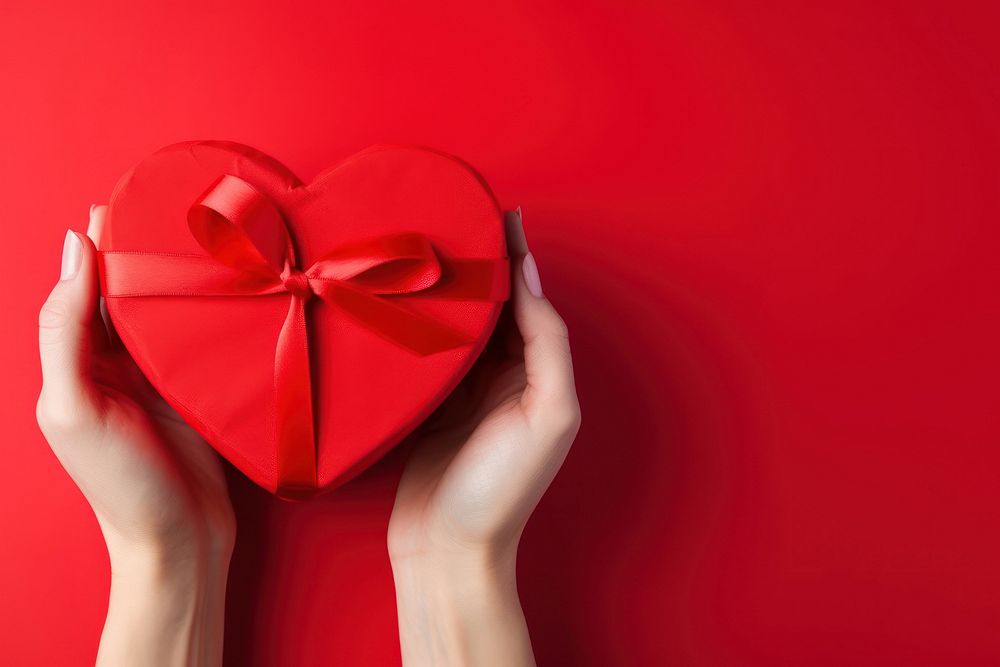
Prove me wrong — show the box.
[98,174,509,498]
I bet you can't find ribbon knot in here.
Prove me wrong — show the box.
[97,174,509,499]
[280,265,313,299]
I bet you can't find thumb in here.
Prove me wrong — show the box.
[38,228,101,415]
[505,210,580,425]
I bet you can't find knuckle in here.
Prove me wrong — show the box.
[540,394,582,437]
[548,313,571,341]
[35,392,93,437]
[38,297,71,337]
[561,397,583,432]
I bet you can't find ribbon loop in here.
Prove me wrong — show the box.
[189,174,293,277]
[309,232,442,294]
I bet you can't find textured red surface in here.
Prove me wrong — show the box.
[2,2,999,665]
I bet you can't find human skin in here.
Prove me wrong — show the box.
[388,208,581,666]
[36,205,234,666]
[37,205,579,666]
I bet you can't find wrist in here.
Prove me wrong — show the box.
[390,545,519,613]
[98,533,231,666]
[106,537,230,604]
[105,529,232,580]
[99,504,235,578]
[390,546,535,667]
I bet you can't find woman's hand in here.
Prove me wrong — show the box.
[35,206,234,667]
[388,208,581,667]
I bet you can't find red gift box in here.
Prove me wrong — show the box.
[98,141,509,499]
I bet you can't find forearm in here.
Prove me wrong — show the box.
[96,535,230,667]
[391,548,536,667]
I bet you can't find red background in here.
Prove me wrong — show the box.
[2,1,999,665]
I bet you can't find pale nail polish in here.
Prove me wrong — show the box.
[61,230,82,281]
[522,252,543,297]
[504,207,528,255]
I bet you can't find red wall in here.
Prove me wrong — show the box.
[3,1,999,664]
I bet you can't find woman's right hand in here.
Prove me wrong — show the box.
[388,208,581,666]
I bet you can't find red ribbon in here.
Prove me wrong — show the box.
[98,175,509,498]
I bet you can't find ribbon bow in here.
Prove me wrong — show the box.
[98,175,509,498]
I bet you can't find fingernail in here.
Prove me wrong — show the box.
[61,230,82,281]
[522,252,543,297]
[505,206,529,256]
[89,203,96,216]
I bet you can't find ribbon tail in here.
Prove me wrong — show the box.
[323,283,475,355]
[274,294,318,498]
[406,258,510,302]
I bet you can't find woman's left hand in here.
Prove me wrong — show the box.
[36,205,234,667]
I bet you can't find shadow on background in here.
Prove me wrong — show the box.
[516,212,764,666]
[221,209,761,666]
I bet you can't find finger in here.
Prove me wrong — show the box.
[505,205,528,255]
[85,203,106,248]
[505,209,579,421]
[38,227,101,413]
[501,207,528,359]
[87,204,121,348]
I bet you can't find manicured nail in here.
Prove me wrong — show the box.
[504,206,528,256]
[61,230,82,281]
[522,252,543,297]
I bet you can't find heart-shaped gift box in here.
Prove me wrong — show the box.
[98,141,509,499]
